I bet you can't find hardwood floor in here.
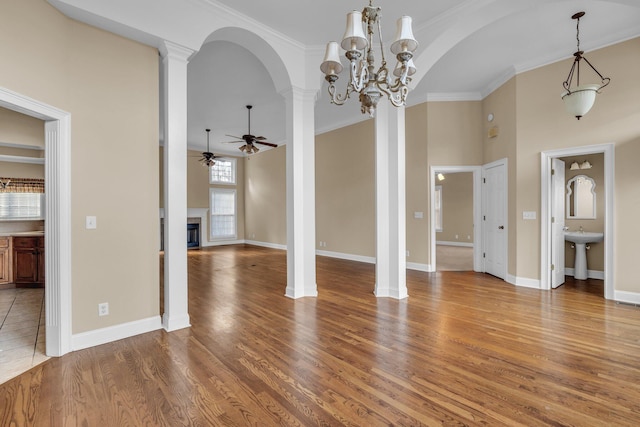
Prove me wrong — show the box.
[2,244,640,425]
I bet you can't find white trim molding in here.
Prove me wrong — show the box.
[72,316,163,351]
[0,86,72,357]
[613,291,640,306]
[506,274,541,289]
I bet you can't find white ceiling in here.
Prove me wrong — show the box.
[48,0,640,155]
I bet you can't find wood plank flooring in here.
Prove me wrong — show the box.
[2,244,640,425]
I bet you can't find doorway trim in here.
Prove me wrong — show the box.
[0,86,72,356]
[429,166,482,272]
[540,143,614,299]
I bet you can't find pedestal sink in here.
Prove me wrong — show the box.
[564,231,604,280]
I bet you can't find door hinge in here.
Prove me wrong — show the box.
[483,252,486,258]
[483,178,486,183]
[483,215,486,221]
[551,169,555,176]
[551,264,555,271]
[551,216,555,223]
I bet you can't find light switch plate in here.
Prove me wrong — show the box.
[523,211,536,220]
[414,211,424,219]
[86,216,97,229]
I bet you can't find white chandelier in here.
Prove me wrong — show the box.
[561,11,610,120]
[320,0,418,117]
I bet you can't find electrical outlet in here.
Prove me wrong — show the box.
[98,302,109,316]
[406,250,410,257]
[86,216,97,229]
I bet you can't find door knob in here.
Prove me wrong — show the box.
[498,226,504,229]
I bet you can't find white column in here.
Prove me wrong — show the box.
[282,87,318,298]
[160,41,192,330]
[374,101,408,299]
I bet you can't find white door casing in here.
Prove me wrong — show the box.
[551,158,566,288]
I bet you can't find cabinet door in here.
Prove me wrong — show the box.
[0,247,9,284]
[14,248,38,283]
[37,246,45,284]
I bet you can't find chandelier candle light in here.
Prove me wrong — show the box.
[561,11,611,120]
[320,0,418,117]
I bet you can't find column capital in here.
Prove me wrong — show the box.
[279,86,319,104]
[159,40,194,62]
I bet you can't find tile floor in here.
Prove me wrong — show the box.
[0,287,48,384]
[436,244,474,271]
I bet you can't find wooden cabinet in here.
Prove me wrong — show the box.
[13,236,45,287]
[0,236,11,286]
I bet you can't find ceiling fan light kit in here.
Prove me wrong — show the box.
[199,128,218,167]
[561,11,611,120]
[320,0,418,117]
[223,105,277,155]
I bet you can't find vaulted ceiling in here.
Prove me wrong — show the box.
[49,0,640,155]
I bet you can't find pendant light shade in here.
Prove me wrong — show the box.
[320,41,344,76]
[561,84,600,119]
[390,16,418,55]
[341,11,367,51]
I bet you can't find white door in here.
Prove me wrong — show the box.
[551,158,566,288]
[482,161,507,279]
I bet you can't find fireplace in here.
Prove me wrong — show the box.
[187,221,200,248]
[159,217,202,250]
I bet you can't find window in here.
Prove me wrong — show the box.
[209,158,236,185]
[0,193,45,220]
[434,185,443,232]
[210,188,236,239]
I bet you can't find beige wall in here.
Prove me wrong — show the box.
[315,120,375,256]
[2,0,159,333]
[437,172,474,244]
[514,37,640,288]
[0,106,45,148]
[244,145,287,245]
[246,101,483,265]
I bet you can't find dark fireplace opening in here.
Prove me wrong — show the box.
[160,217,202,250]
[187,223,200,248]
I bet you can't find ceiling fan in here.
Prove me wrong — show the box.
[223,105,277,154]
[199,129,222,167]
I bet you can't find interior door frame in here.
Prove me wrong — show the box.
[429,166,483,272]
[0,86,72,357]
[540,143,614,298]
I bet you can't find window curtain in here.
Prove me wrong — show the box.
[0,178,45,193]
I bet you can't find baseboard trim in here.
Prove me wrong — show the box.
[407,262,433,272]
[316,249,375,264]
[245,240,287,250]
[564,268,605,280]
[506,274,541,289]
[613,291,640,305]
[72,316,163,352]
[436,241,474,248]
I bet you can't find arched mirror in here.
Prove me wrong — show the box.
[566,175,596,219]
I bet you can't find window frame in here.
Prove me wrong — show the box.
[209,157,236,185]
[434,185,443,232]
[209,187,237,240]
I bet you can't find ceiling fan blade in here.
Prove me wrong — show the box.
[225,134,243,139]
[254,136,267,140]
[254,141,277,148]
[222,140,244,144]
